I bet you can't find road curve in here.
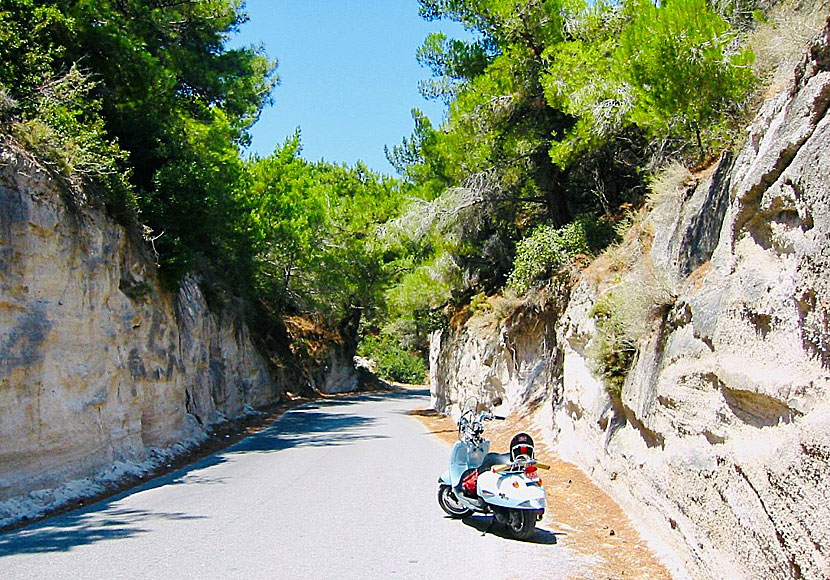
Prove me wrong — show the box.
[0,389,596,579]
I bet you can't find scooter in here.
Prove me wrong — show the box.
[437,398,546,540]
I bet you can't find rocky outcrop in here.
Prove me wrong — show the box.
[429,294,568,417]
[281,316,363,394]
[0,145,284,519]
[430,22,830,580]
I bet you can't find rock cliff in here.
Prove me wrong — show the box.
[430,21,830,580]
[0,145,290,524]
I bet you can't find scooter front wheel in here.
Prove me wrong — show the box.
[506,509,536,540]
[437,485,473,518]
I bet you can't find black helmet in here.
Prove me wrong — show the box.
[510,433,534,461]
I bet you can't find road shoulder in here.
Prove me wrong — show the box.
[410,406,674,580]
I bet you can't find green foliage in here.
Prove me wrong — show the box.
[416,33,492,102]
[385,254,457,318]
[241,133,326,307]
[618,0,755,151]
[0,0,770,386]
[469,291,491,313]
[295,161,400,325]
[410,0,578,235]
[587,269,676,398]
[364,220,466,354]
[0,0,277,289]
[385,0,758,321]
[147,107,255,288]
[241,134,406,343]
[544,0,756,161]
[7,67,135,220]
[382,0,582,327]
[58,0,276,152]
[358,335,427,384]
[385,109,458,198]
[507,216,614,294]
[0,3,136,219]
[587,289,637,399]
[0,1,69,100]
[543,2,630,168]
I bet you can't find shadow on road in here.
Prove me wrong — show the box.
[461,515,560,545]
[0,389,415,557]
[229,407,386,453]
[310,388,430,406]
[0,508,205,557]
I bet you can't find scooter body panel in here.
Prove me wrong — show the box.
[448,439,489,487]
[477,469,546,510]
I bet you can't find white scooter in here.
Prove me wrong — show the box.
[437,398,546,540]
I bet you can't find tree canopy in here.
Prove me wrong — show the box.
[375,0,757,359]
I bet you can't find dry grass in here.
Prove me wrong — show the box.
[748,0,830,94]
[646,162,695,209]
[490,291,525,322]
[687,261,713,292]
[584,214,655,289]
[283,315,344,355]
[412,409,673,580]
[616,267,678,338]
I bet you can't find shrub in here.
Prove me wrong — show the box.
[746,0,829,92]
[357,335,427,385]
[587,268,676,398]
[6,67,136,222]
[618,0,756,153]
[507,215,614,294]
[469,292,492,314]
[587,289,637,399]
[385,253,458,317]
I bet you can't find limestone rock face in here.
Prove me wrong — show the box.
[430,296,568,419]
[430,22,830,580]
[0,147,281,504]
[315,346,360,394]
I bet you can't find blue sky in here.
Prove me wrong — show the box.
[231,1,468,174]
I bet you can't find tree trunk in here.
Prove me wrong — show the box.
[338,298,363,359]
[532,149,571,227]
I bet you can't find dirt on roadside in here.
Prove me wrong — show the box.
[410,407,674,580]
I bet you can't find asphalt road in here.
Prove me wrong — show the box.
[0,389,595,579]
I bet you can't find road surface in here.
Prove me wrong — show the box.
[0,389,596,579]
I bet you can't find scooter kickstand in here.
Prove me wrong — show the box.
[482,514,496,536]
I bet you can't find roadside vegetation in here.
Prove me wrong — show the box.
[0,0,825,391]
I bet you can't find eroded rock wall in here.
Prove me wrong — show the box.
[0,146,282,504]
[429,296,567,418]
[430,22,830,580]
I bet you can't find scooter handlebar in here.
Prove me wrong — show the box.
[476,411,506,421]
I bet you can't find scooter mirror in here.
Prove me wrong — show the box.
[491,400,509,420]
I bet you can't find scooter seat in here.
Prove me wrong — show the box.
[478,452,511,472]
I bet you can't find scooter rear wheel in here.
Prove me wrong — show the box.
[506,509,536,540]
[438,485,473,518]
